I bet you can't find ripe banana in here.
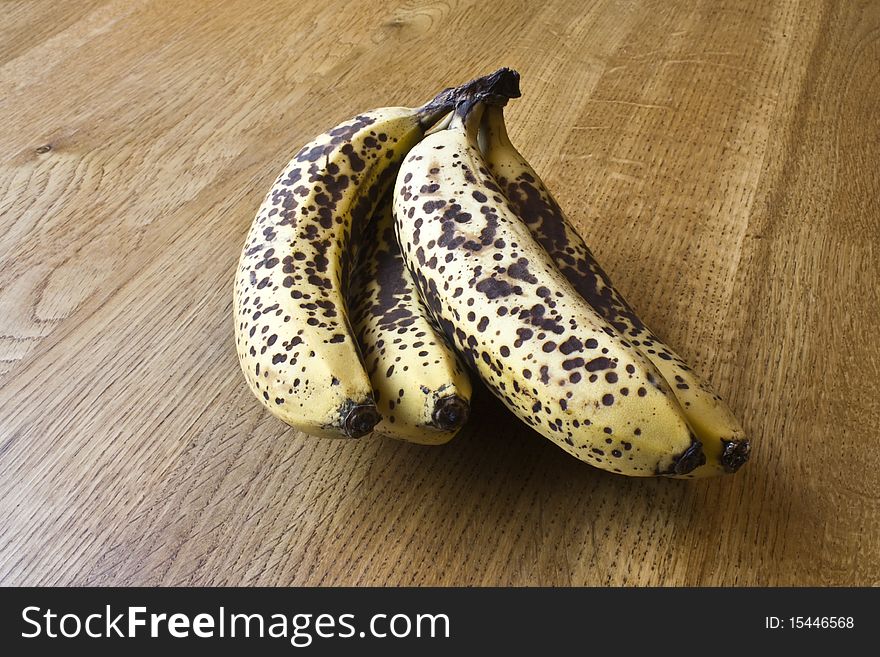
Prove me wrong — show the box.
[479,104,749,477]
[234,98,455,438]
[394,98,704,476]
[349,195,472,444]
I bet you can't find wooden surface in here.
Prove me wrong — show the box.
[1,0,878,586]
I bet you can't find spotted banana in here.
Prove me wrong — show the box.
[479,104,749,476]
[394,98,704,476]
[350,195,472,444]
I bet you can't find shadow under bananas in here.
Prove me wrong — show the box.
[355,379,808,586]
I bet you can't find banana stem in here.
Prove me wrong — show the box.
[450,97,486,142]
[482,104,512,151]
[417,101,456,130]
[425,111,454,136]
[417,67,522,128]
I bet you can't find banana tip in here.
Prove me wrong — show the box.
[343,402,380,438]
[721,438,751,473]
[432,394,470,431]
[669,439,706,476]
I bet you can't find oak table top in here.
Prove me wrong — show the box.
[1,0,878,586]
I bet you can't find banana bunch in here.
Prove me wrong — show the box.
[234,68,749,477]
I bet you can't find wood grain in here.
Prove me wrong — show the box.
[1,0,878,586]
